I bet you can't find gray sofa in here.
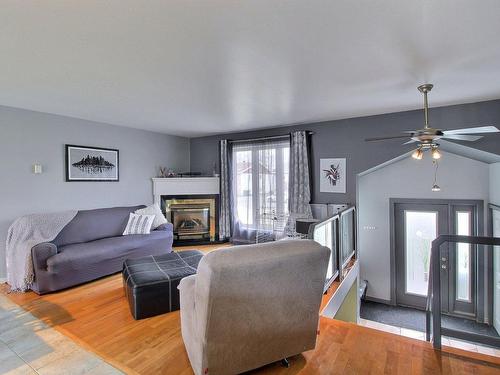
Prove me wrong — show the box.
[31,205,173,294]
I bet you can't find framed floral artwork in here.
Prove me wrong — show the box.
[320,158,346,193]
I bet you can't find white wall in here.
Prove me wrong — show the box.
[490,163,500,206]
[0,106,190,280]
[358,151,490,302]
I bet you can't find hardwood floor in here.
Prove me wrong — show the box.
[2,244,500,374]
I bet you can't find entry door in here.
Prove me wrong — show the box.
[395,203,448,309]
[394,202,477,317]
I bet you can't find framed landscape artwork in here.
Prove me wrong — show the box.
[320,158,346,193]
[65,145,119,182]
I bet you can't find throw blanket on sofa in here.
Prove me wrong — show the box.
[6,210,77,292]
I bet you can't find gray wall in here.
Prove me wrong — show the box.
[0,106,190,280]
[490,163,500,206]
[190,99,500,204]
[358,151,490,302]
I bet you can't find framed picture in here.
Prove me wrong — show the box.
[320,158,346,193]
[65,145,119,182]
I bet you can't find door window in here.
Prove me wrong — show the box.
[405,211,437,296]
[456,211,472,302]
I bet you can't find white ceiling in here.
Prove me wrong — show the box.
[1,1,500,137]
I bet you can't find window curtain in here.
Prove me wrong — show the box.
[231,138,290,244]
[289,131,312,218]
[219,139,232,241]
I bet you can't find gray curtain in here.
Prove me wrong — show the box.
[219,139,231,240]
[289,131,312,217]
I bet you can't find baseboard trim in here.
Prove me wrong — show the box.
[365,295,393,305]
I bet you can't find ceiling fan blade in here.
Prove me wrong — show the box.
[443,126,499,135]
[403,139,417,145]
[365,135,412,142]
[441,134,483,141]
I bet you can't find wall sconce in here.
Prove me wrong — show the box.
[32,163,43,174]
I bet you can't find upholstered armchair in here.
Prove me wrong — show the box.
[178,239,330,375]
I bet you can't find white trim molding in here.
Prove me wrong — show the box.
[152,177,220,204]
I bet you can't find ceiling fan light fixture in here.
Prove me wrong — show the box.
[412,148,424,160]
[431,147,441,160]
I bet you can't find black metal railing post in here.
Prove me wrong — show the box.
[430,237,444,349]
[426,235,500,350]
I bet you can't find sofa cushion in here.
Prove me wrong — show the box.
[53,205,145,246]
[47,229,171,273]
[134,204,168,229]
[123,213,155,235]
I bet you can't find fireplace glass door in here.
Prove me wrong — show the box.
[171,204,210,241]
[162,195,218,244]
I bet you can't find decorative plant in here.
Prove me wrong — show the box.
[323,164,341,186]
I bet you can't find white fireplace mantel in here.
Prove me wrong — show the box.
[152,177,220,205]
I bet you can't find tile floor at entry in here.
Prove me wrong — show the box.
[359,318,500,357]
[0,294,122,375]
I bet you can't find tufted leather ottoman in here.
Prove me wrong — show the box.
[123,250,204,320]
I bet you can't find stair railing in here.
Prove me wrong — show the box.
[425,235,500,349]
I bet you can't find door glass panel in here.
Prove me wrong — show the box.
[405,211,437,296]
[456,211,472,302]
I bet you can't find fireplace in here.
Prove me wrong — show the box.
[161,194,218,245]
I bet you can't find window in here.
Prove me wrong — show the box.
[232,138,290,230]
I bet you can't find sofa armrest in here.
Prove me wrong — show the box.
[154,223,173,232]
[31,242,57,270]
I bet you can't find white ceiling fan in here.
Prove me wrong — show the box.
[365,84,499,160]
